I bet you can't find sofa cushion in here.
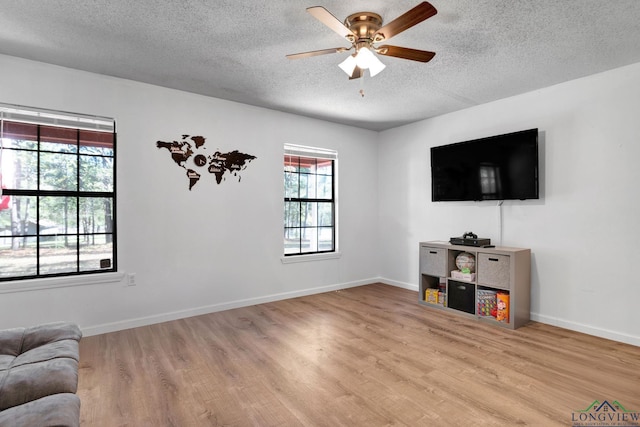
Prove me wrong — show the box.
[0,357,80,410]
[3,338,79,370]
[0,322,81,411]
[0,322,81,358]
[0,393,80,427]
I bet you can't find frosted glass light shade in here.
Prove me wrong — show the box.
[338,54,357,76]
[367,55,386,76]
[355,47,375,69]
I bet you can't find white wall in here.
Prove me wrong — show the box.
[2,53,639,347]
[0,55,380,335]
[378,62,640,346]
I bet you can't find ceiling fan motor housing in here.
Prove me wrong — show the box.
[344,12,383,44]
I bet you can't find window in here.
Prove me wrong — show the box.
[479,164,501,197]
[284,144,336,256]
[0,103,116,281]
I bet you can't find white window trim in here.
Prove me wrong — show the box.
[280,251,342,264]
[0,272,125,294]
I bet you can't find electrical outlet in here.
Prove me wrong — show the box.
[127,273,136,286]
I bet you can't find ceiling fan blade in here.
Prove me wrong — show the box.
[374,2,437,42]
[349,66,364,80]
[307,6,356,39]
[286,47,346,60]
[377,45,435,62]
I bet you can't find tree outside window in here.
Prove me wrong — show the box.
[284,145,336,256]
[0,106,116,281]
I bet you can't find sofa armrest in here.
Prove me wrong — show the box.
[21,322,82,353]
[0,323,82,357]
[0,328,25,358]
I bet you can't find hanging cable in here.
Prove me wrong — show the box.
[497,200,504,246]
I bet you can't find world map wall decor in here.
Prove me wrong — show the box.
[156,134,256,190]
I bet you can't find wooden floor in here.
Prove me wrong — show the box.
[77,283,640,426]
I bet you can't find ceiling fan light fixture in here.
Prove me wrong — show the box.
[367,54,386,77]
[338,54,358,76]
[354,46,374,69]
[342,45,386,77]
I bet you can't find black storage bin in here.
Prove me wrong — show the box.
[447,280,475,314]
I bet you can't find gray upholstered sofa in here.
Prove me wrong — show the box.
[0,322,82,427]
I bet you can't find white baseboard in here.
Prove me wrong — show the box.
[530,312,639,347]
[81,278,377,336]
[378,277,418,292]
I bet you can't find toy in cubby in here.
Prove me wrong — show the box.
[477,289,497,317]
[452,252,476,281]
[425,289,439,304]
[496,292,510,323]
[438,279,446,306]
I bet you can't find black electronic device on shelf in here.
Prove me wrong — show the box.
[449,232,491,247]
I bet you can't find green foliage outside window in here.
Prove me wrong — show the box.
[0,116,116,280]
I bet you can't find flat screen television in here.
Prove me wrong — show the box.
[431,128,539,201]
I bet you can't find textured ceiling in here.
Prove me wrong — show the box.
[1,1,640,131]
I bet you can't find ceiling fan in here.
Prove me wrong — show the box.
[286,2,437,80]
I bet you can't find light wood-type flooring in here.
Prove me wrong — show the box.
[77,283,640,426]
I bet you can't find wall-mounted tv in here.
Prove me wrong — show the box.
[431,128,539,201]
